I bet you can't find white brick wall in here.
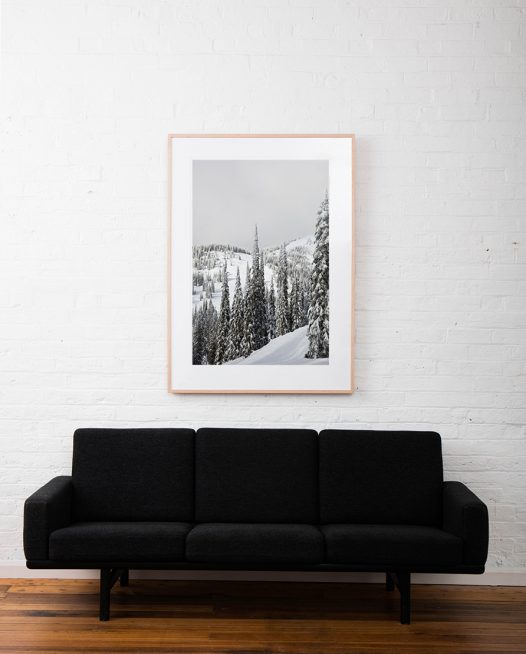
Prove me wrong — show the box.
[1,0,525,576]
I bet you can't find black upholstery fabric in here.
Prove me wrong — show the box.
[322,524,462,566]
[443,481,489,565]
[319,430,444,526]
[49,522,191,561]
[24,476,73,560]
[186,523,324,563]
[72,428,195,521]
[195,428,318,523]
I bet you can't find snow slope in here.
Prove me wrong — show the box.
[225,325,328,366]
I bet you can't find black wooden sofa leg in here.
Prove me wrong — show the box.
[387,571,411,624]
[397,572,411,624]
[99,568,126,621]
[100,569,111,621]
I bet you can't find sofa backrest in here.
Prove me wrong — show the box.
[319,430,443,526]
[194,428,319,523]
[72,428,195,521]
[71,427,444,526]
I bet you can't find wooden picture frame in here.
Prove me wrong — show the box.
[168,134,355,394]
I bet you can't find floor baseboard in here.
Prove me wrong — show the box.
[1,562,525,585]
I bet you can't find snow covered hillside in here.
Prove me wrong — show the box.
[264,234,315,284]
[192,234,314,311]
[225,325,328,365]
[192,249,253,312]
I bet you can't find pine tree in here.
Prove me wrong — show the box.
[204,299,219,364]
[290,274,303,331]
[192,305,205,365]
[241,263,255,356]
[267,278,276,340]
[306,193,330,359]
[226,266,244,360]
[301,277,310,326]
[242,226,269,355]
[204,274,215,299]
[252,226,268,350]
[276,244,290,336]
[258,243,269,347]
[214,259,231,364]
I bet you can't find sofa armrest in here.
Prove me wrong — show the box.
[24,476,73,561]
[443,481,489,567]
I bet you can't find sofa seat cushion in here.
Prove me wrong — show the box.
[322,524,463,566]
[49,522,192,562]
[186,524,324,563]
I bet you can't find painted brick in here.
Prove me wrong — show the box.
[0,0,524,575]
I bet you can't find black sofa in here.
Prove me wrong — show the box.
[24,427,489,623]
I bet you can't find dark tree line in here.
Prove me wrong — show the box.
[192,195,329,365]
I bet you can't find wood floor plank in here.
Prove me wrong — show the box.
[0,579,525,653]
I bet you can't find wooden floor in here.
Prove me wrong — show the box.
[1,579,525,653]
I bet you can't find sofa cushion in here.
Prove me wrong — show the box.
[49,522,191,561]
[72,428,195,521]
[195,428,318,523]
[319,430,443,526]
[186,523,324,563]
[322,524,462,566]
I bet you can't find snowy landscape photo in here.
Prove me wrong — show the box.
[169,134,354,393]
[192,160,329,366]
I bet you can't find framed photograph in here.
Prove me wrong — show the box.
[168,134,354,394]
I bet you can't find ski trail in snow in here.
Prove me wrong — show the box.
[225,326,328,366]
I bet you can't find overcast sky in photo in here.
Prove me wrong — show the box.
[193,160,328,250]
